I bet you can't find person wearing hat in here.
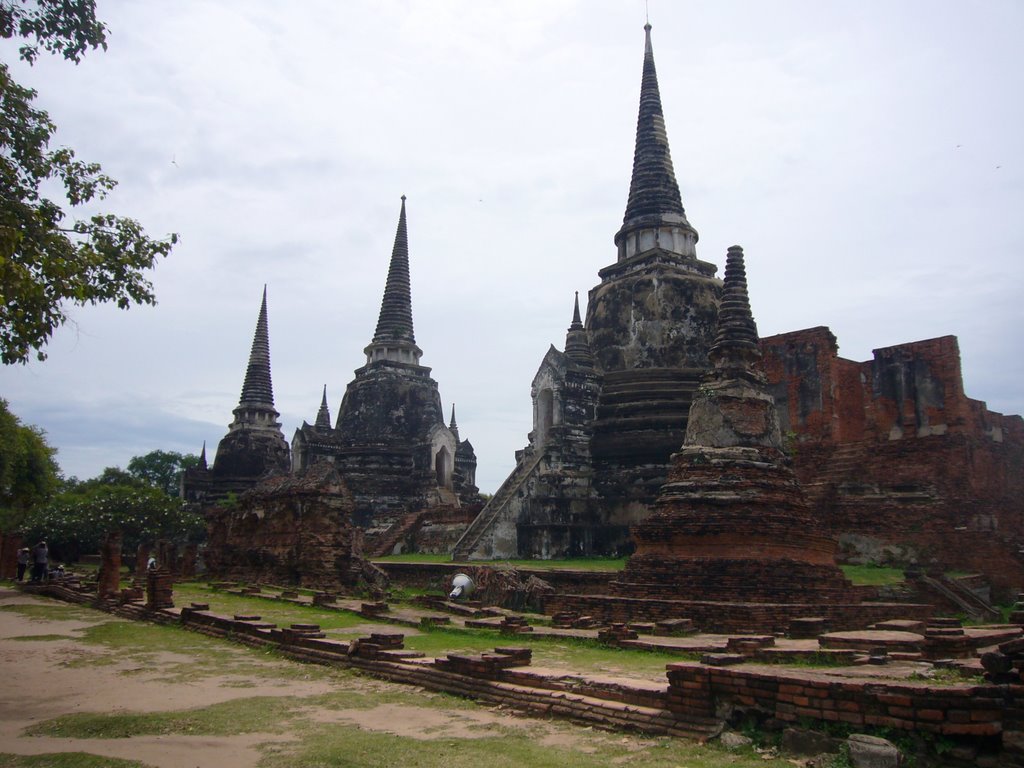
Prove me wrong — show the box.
[31,541,48,583]
[16,547,30,582]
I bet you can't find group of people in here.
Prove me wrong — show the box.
[16,541,54,583]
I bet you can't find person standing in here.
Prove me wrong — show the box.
[16,548,30,581]
[31,541,48,583]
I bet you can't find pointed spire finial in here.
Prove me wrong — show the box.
[367,197,421,359]
[708,245,761,372]
[570,291,584,330]
[614,22,699,260]
[238,286,275,409]
[315,384,332,429]
[449,403,460,441]
[199,441,208,470]
[564,291,595,367]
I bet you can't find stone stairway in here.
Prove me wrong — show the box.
[921,574,1002,622]
[367,510,426,557]
[452,451,546,560]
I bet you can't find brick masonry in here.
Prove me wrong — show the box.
[761,328,1024,598]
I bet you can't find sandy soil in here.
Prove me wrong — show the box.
[0,588,587,768]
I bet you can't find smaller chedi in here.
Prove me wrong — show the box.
[182,286,291,505]
[616,246,853,604]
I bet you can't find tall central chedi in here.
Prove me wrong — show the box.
[455,24,721,560]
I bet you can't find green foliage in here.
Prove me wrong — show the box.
[0,398,59,530]
[127,450,199,497]
[0,0,177,364]
[0,0,107,65]
[22,472,203,556]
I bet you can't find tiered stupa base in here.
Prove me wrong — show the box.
[614,445,855,604]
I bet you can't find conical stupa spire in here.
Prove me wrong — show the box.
[614,24,698,261]
[372,196,415,346]
[449,404,460,442]
[364,197,424,366]
[228,286,282,434]
[238,286,275,408]
[198,441,207,470]
[565,291,595,367]
[622,24,686,225]
[570,291,584,330]
[708,245,761,372]
[315,385,332,429]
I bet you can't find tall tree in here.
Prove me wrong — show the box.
[0,0,177,364]
[0,398,59,530]
[127,450,200,497]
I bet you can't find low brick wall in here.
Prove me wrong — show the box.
[668,662,1019,738]
[544,594,932,633]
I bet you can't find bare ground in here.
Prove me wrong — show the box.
[0,588,598,768]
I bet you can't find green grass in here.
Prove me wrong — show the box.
[170,583,689,678]
[0,755,146,768]
[25,697,302,739]
[260,725,794,768]
[0,603,104,623]
[173,583,370,632]
[403,625,692,677]
[8,634,73,642]
[840,564,905,586]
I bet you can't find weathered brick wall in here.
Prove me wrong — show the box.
[761,329,1024,597]
[0,533,22,579]
[667,662,1012,739]
[204,463,367,591]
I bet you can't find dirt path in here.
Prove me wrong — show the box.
[0,588,583,768]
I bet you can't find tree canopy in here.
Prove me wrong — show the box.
[127,450,200,497]
[0,0,177,364]
[26,476,203,559]
[0,397,59,530]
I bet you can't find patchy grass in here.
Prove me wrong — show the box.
[403,625,688,677]
[173,583,370,631]
[170,584,684,678]
[24,697,302,739]
[68,617,332,684]
[8,634,73,642]
[0,755,146,768]
[840,564,905,586]
[0,603,103,623]
[260,725,793,768]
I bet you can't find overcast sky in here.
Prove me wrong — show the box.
[1,1,1022,493]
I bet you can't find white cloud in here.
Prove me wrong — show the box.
[2,0,1022,492]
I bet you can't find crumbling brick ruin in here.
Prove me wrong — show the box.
[762,328,1024,599]
[203,461,381,592]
